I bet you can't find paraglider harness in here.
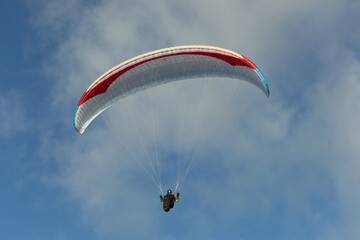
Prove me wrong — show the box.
[160,190,179,212]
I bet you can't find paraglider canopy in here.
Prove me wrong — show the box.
[74,45,269,134]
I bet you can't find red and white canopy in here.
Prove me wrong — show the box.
[74,45,269,134]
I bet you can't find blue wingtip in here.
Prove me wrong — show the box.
[255,68,270,97]
[73,105,79,130]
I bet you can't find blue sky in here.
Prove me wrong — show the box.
[1,0,360,239]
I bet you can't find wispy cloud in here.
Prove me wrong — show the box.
[29,0,360,239]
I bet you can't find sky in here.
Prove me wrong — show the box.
[1,0,360,239]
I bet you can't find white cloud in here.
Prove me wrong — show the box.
[31,0,360,239]
[307,58,360,240]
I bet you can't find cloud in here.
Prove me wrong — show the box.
[304,57,360,240]
[30,0,360,239]
[54,135,161,238]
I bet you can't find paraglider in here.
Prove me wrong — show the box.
[74,45,269,134]
[160,189,180,212]
[73,45,269,210]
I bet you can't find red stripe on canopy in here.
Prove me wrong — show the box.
[77,51,256,106]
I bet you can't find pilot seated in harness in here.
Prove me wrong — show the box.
[160,189,179,212]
